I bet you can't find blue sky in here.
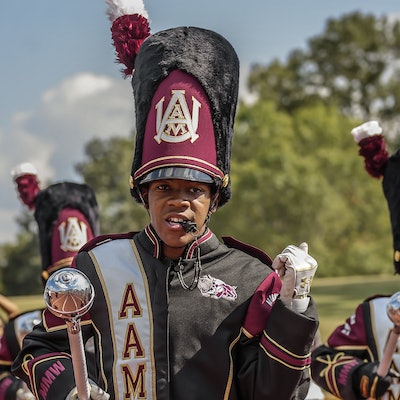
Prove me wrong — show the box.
[0,0,399,243]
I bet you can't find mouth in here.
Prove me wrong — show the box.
[166,217,198,234]
[167,217,187,228]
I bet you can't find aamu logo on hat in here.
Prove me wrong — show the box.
[134,69,224,185]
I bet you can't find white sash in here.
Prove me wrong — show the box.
[90,239,156,399]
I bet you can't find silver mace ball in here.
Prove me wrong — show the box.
[44,268,94,333]
[387,291,400,327]
[44,268,94,400]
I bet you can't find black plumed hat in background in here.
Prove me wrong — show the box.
[351,121,400,274]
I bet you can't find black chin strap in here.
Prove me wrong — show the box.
[176,234,202,290]
[177,213,210,290]
[179,192,217,234]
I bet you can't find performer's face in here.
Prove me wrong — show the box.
[15,174,40,210]
[144,179,215,259]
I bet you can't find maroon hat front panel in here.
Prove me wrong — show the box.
[134,69,224,182]
[48,207,94,278]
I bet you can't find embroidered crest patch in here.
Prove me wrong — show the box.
[197,274,237,301]
[154,89,201,144]
[58,217,88,252]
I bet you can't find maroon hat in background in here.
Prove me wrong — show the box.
[34,182,100,284]
[11,163,100,283]
[107,1,239,207]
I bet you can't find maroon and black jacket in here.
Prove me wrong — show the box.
[13,227,318,399]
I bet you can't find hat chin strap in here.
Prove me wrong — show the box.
[138,187,149,209]
[176,204,217,290]
[186,192,217,234]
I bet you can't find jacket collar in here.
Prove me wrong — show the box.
[138,224,216,259]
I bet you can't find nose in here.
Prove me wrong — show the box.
[168,188,191,205]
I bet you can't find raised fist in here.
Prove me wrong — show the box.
[272,242,318,312]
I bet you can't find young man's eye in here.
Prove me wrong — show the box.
[156,184,168,190]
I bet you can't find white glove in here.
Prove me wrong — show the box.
[351,120,382,143]
[16,386,36,400]
[272,242,318,313]
[66,381,110,400]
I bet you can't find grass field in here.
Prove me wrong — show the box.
[311,274,400,341]
[5,274,400,399]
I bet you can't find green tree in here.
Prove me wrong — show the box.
[0,212,42,295]
[213,100,392,276]
[2,104,392,282]
[248,12,400,124]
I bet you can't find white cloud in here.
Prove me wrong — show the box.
[43,73,114,104]
[0,72,134,244]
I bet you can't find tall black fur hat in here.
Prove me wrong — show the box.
[351,121,400,273]
[107,1,239,207]
[382,152,400,273]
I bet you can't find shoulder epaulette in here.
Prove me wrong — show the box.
[364,293,390,302]
[222,236,272,266]
[79,232,137,252]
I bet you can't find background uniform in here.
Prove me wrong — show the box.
[312,294,399,399]
[1,167,99,400]
[311,121,400,399]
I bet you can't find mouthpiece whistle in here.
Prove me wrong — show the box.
[180,220,198,233]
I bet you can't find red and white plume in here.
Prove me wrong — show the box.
[351,121,389,178]
[105,0,151,76]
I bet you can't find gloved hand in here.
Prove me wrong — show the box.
[272,242,318,313]
[351,120,382,143]
[16,385,36,400]
[353,362,391,399]
[66,380,110,400]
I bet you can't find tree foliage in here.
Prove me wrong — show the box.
[75,135,148,235]
[213,101,392,276]
[0,212,42,295]
[248,12,400,125]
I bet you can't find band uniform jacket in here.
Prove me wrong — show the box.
[12,226,319,400]
[311,295,400,400]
